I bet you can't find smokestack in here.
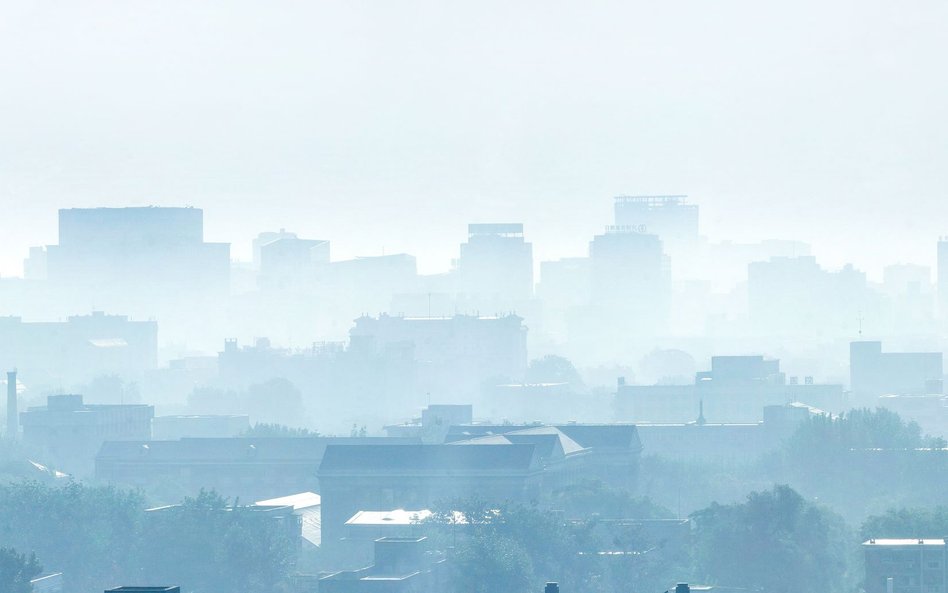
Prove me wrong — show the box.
[544,583,559,593]
[6,370,17,440]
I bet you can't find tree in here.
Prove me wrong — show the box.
[525,355,585,391]
[0,481,143,592]
[551,479,673,521]
[140,489,297,593]
[690,485,850,593]
[861,506,948,540]
[427,499,602,593]
[0,548,42,593]
[242,423,320,438]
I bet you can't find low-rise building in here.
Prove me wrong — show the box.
[151,415,250,440]
[20,394,153,476]
[96,437,418,503]
[319,537,447,593]
[864,538,948,593]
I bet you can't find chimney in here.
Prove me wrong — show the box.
[675,585,691,593]
[544,583,559,593]
[6,370,17,440]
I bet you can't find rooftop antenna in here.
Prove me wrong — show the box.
[857,311,864,337]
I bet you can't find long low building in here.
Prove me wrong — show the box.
[318,423,643,555]
[95,436,419,503]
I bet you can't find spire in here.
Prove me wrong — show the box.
[697,399,706,426]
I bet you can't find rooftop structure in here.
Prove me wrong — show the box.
[613,195,698,243]
[21,394,153,476]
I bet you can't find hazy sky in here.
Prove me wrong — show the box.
[1,0,946,280]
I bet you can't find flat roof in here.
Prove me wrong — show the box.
[347,509,432,526]
[864,539,946,546]
[255,492,321,510]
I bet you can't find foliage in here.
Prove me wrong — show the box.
[188,378,307,426]
[551,479,674,520]
[0,548,42,593]
[242,423,320,438]
[0,482,296,593]
[0,480,144,592]
[525,355,585,390]
[427,499,600,593]
[690,485,850,593]
[861,506,948,540]
[140,489,297,593]
[786,408,944,456]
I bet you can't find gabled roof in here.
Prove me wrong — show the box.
[318,444,539,474]
[554,424,642,450]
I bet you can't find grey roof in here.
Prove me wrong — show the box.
[97,437,419,462]
[318,444,539,474]
[445,423,642,451]
[554,424,642,450]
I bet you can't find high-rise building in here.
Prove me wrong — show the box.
[457,223,533,301]
[45,206,230,306]
[937,238,948,318]
[613,195,698,245]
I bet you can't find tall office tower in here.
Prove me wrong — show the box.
[584,227,671,340]
[46,207,230,297]
[457,223,533,302]
[613,195,698,246]
[937,238,948,318]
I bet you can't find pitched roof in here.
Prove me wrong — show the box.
[554,424,642,450]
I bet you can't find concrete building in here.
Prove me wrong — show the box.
[864,538,947,593]
[96,437,419,503]
[938,237,948,319]
[577,226,671,349]
[457,223,534,302]
[0,312,158,387]
[384,404,474,443]
[317,444,544,550]
[634,403,819,462]
[257,232,330,289]
[748,256,879,337]
[349,313,528,400]
[319,537,447,593]
[851,341,944,405]
[442,423,643,490]
[46,208,229,311]
[613,195,698,246]
[256,492,322,570]
[616,356,844,423]
[20,394,153,476]
[151,415,250,440]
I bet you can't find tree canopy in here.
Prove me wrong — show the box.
[690,485,850,593]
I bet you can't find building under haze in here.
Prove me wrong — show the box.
[850,341,944,405]
[21,393,153,476]
[0,311,157,388]
[863,538,948,593]
[46,207,230,298]
[613,196,698,245]
[456,223,533,302]
[349,313,528,400]
[747,256,878,337]
[616,355,844,423]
